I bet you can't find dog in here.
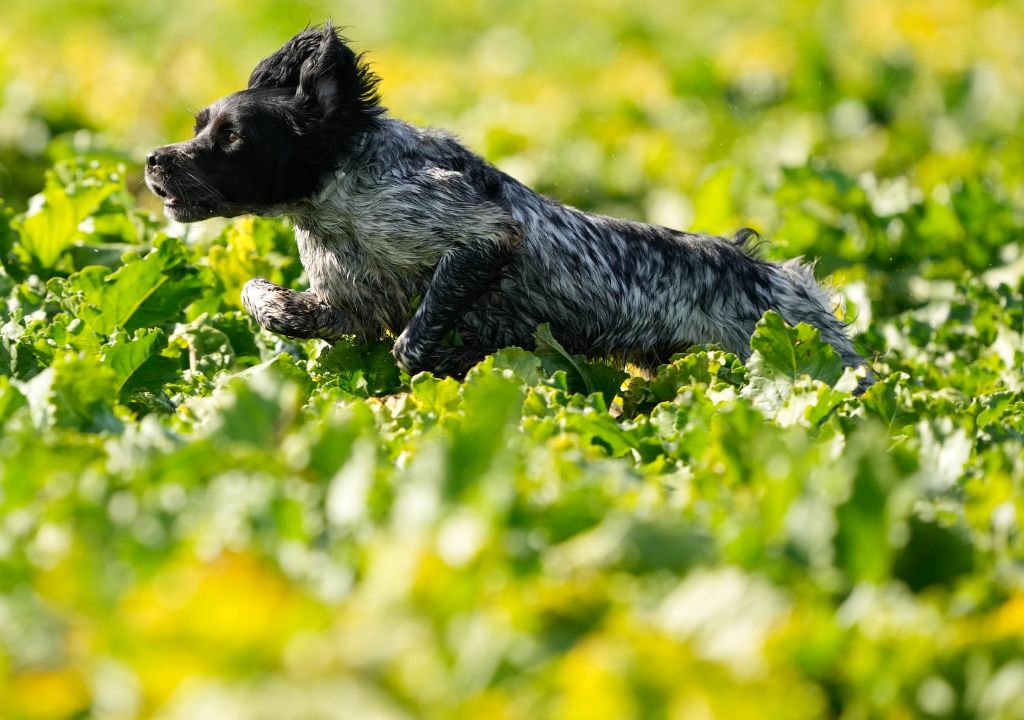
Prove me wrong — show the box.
[145,23,869,385]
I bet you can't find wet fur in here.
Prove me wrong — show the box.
[147,24,869,383]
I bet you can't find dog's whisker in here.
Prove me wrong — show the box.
[183,170,225,203]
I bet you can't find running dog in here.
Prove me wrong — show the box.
[145,23,869,383]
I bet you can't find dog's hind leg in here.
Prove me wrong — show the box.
[241,276,353,341]
[392,228,521,375]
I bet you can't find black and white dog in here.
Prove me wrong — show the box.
[145,23,868,383]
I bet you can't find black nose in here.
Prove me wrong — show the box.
[146,148,170,168]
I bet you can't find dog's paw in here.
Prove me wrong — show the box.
[393,332,487,378]
[240,276,273,315]
[241,277,290,332]
[242,277,330,340]
[392,329,429,375]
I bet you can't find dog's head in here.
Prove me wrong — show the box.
[145,23,382,222]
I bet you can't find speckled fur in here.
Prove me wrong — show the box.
[241,115,867,380]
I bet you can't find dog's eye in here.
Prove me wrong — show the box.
[226,132,241,145]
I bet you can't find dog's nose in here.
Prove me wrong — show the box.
[146,148,169,168]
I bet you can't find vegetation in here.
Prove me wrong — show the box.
[1,1,1023,718]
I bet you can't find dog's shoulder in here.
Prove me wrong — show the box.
[353,118,513,208]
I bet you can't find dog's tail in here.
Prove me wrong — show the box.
[730,230,872,389]
[766,255,875,392]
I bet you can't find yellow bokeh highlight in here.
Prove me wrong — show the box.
[5,669,89,720]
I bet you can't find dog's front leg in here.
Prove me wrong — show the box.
[241,276,354,341]
[393,228,521,375]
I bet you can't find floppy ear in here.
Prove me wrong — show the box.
[294,25,360,118]
[248,26,324,90]
[248,23,381,123]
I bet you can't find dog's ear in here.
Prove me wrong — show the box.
[294,25,360,118]
[248,26,324,90]
[249,23,381,124]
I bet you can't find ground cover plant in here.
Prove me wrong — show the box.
[1,1,1023,718]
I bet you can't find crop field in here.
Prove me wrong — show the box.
[1,1,1023,718]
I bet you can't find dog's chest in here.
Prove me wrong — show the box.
[292,221,430,326]
[295,224,389,290]
[291,169,454,307]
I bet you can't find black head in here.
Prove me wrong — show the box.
[145,23,383,222]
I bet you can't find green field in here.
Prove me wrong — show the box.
[1,1,1023,718]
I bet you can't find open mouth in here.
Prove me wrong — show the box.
[145,170,232,222]
[149,181,181,207]
[146,177,211,221]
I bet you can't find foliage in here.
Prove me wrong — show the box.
[1,2,1024,719]
[0,157,1020,720]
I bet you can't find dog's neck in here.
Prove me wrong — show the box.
[311,167,351,206]
[287,128,381,227]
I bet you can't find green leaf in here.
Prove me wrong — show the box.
[202,312,264,364]
[66,235,204,336]
[584,362,629,404]
[447,366,525,498]
[310,337,401,397]
[647,348,746,402]
[231,352,314,399]
[191,354,313,445]
[749,312,844,384]
[11,161,124,271]
[832,425,906,584]
[486,346,545,385]
[533,323,627,401]
[19,352,121,432]
[411,372,462,416]
[102,328,182,398]
[533,323,591,389]
[743,312,847,414]
[0,376,28,428]
[170,316,239,376]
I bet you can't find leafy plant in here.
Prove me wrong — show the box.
[2,2,1024,716]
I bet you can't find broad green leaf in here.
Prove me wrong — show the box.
[202,312,264,364]
[0,376,27,428]
[192,355,312,445]
[170,316,238,376]
[533,323,591,390]
[66,235,203,336]
[485,346,545,385]
[447,366,524,499]
[310,337,402,396]
[533,323,627,400]
[102,327,182,398]
[11,161,124,270]
[743,312,846,415]
[19,352,121,432]
[410,372,462,416]
[749,312,845,385]
[647,348,746,402]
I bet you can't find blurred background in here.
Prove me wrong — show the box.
[2,2,1024,719]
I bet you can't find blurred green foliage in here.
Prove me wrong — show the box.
[1,1,1024,719]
